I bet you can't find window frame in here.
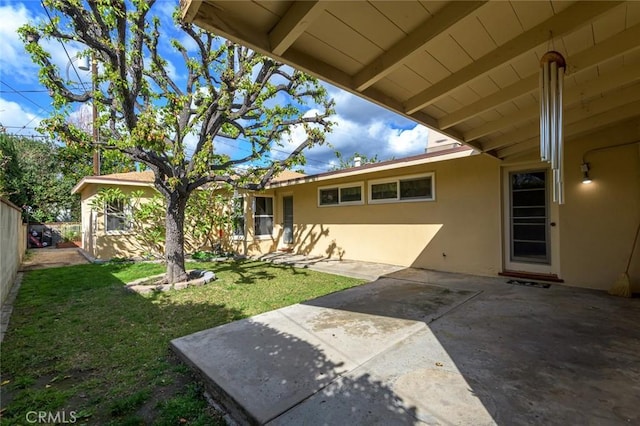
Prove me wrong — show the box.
[104,199,132,233]
[253,195,274,239]
[368,173,435,204]
[317,182,364,207]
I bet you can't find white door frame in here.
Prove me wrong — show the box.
[502,163,560,276]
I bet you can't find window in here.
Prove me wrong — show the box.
[371,182,397,200]
[253,196,273,237]
[369,173,435,203]
[232,196,245,238]
[318,183,364,206]
[105,199,131,232]
[319,188,339,205]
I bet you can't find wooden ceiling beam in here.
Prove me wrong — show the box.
[281,48,465,141]
[482,84,640,156]
[440,22,640,130]
[180,0,202,22]
[497,100,640,160]
[352,1,486,91]
[465,61,640,142]
[403,1,623,115]
[187,2,272,52]
[269,1,326,56]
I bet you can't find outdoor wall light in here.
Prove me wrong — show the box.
[581,163,592,184]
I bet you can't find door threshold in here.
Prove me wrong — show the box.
[499,270,564,283]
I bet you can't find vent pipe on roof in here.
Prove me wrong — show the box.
[354,156,361,168]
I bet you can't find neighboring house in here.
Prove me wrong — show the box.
[71,169,306,260]
[72,170,157,259]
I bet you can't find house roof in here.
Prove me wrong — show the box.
[71,170,156,194]
[181,1,640,162]
[269,169,306,182]
[71,169,307,194]
[266,145,475,188]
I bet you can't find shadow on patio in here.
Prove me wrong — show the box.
[173,267,640,425]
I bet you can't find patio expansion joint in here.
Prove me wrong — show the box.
[426,290,485,325]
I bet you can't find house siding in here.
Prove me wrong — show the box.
[79,185,158,259]
[243,155,503,277]
[555,120,640,290]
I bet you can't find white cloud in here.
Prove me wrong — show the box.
[262,98,434,173]
[326,84,415,129]
[386,125,431,155]
[0,97,43,134]
[0,3,39,81]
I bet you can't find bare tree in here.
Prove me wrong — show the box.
[20,0,334,283]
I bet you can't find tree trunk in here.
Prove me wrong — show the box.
[165,192,189,283]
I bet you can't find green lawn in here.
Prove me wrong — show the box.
[0,260,364,425]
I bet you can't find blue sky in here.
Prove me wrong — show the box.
[0,1,437,173]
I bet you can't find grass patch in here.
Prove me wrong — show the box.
[0,260,363,424]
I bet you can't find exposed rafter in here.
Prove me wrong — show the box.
[180,0,202,22]
[283,47,463,139]
[439,21,640,131]
[488,83,640,155]
[181,1,640,164]
[440,76,537,130]
[465,62,640,142]
[188,2,271,52]
[497,100,640,160]
[352,1,486,91]
[269,1,326,56]
[403,1,622,115]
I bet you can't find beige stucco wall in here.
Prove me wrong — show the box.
[1,198,26,306]
[239,121,639,291]
[79,183,234,260]
[241,154,504,277]
[557,120,640,291]
[79,185,158,259]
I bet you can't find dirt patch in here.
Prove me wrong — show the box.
[20,248,90,271]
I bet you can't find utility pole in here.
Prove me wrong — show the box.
[91,53,100,176]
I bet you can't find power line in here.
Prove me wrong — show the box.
[0,81,50,135]
[0,89,50,93]
[0,81,50,112]
[1,132,49,139]
[41,1,89,94]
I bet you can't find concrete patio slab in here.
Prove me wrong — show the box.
[257,253,405,281]
[171,268,640,425]
[171,278,476,424]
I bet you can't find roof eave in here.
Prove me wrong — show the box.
[266,146,477,189]
[71,177,155,195]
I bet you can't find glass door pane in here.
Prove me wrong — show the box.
[510,171,549,263]
[283,196,294,244]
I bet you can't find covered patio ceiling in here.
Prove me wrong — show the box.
[180,1,640,160]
